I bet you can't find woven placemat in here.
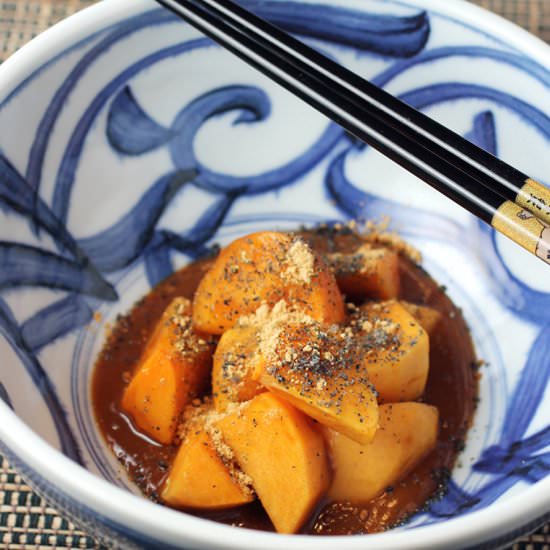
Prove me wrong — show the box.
[1,0,549,548]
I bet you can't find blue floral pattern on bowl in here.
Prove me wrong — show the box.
[0,0,549,546]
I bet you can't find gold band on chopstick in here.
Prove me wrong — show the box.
[516,178,550,226]
[492,201,550,265]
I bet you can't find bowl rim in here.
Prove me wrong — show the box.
[0,0,549,547]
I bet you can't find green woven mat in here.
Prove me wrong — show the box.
[1,0,549,548]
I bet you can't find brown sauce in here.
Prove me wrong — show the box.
[92,228,477,535]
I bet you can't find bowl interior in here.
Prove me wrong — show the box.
[0,0,549,544]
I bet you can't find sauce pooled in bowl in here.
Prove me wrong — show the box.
[92,225,478,535]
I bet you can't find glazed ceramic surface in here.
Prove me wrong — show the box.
[0,0,549,548]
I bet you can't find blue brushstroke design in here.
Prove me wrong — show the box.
[466,325,550,505]
[326,79,550,245]
[25,9,178,197]
[0,8,176,110]
[243,0,430,57]
[325,148,367,219]
[0,154,96,263]
[25,0,434,212]
[489,324,550,448]
[149,229,212,262]
[0,298,82,463]
[428,255,550,517]
[52,37,213,227]
[0,155,117,305]
[327,79,550,218]
[0,243,117,300]
[324,101,550,519]
[463,101,548,324]
[465,111,497,155]
[107,86,174,155]
[0,28,108,111]
[21,295,94,352]
[20,0,435,233]
[325,146,465,242]
[51,40,550,225]
[78,168,196,272]
[429,480,479,517]
[506,425,550,456]
[401,83,550,139]
[476,222,550,324]
[144,192,237,286]
[194,122,343,194]
[431,445,550,518]
[475,445,550,479]
[0,382,13,410]
[144,232,175,288]
[466,111,550,323]
[168,86,343,193]
[182,191,239,244]
[4,4,545,119]
[372,46,550,89]
[472,475,525,509]
[108,84,270,163]
[108,83,345,195]
[430,477,511,517]
[460,113,550,328]
[168,85,271,172]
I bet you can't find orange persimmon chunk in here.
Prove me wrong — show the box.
[356,301,429,403]
[217,393,330,534]
[121,297,212,444]
[326,403,439,503]
[212,325,265,412]
[248,303,379,445]
[328,245,400,300]
[193,232,345,334]
[401,301,442,335]
[161,430,254,509]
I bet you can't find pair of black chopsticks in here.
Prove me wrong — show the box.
[156,0,550,265]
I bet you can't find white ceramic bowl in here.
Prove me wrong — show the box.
[0,0,549,547]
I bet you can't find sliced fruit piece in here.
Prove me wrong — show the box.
[356,301,429,402]
[400,301,442,335]
[212,324,265,412]
[326,402,439,503]
[161,429,254,509]
[249,305,378,445]
[328,245,400,300]
[121,297,212,444]
[193,231,345,334]
[216,392,330,534]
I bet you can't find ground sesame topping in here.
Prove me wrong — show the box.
[238,300,316,363]
[260,317,380,416]
[170,299,213,357]
[282,237,315,284]
[361,221,421,264]
[177,399,255,496]
[327,246,385,278]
